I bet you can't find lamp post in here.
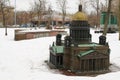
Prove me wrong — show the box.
[14,0,16,26]
[5,0,8,36]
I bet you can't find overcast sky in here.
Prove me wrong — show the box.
[9,0,87,13]
[9,0,34,11]
[9,0,105,14]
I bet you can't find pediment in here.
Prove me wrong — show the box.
[79,51,109,59]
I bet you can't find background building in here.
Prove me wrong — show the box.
[0,6,14,27]
[100,12,118,32]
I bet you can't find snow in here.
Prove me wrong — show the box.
[19,28,51,33]
[18,28,65,33]
[0,28,120,80]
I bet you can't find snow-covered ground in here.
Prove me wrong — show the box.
[0,28,120,80]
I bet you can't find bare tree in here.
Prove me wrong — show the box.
[90,0,100,27]
[0,0,10,36]
[113,0,120,40]
[46,5,53,29]
[118,0,120,40]
[33,0,46,26]
[0,0,5,28]
[57,0,67,27]
[88,11,98,27]
[29,7,35,23]
[100,0,109,11]
[103,0,112,36]
[18,11,30,25]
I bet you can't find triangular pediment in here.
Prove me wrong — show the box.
[78,50,108,59]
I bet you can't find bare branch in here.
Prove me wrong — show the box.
[57,0,68,26]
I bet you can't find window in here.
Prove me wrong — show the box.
[56,55,63,66]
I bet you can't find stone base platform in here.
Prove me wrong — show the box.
[14,29,67,41]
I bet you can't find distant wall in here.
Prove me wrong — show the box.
[14,29,67,41]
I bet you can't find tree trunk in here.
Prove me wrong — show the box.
[1,4,7,36]
[57,0,67,28]
[62,14,65,27]
[96,0,99,27]
[103,0,112,36]
[118,0,120,40]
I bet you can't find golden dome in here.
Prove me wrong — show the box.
[72,12,88,21]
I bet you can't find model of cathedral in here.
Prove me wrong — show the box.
[49,5,110,74]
